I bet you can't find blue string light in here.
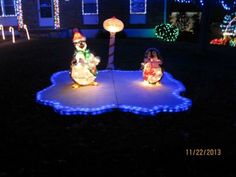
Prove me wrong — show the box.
[175,0,205,6]
[36,70,192,116]
[175,0,192,3]
[220,0,236,11]
[199,0,204,6]
[220,12,236,34]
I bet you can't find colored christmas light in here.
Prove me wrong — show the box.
[16,0,24,28]
[155,23,179,42]
[220,12,236,35]
[229,38,236,46]
[71,32,100,86]
[53,0,60,29]
[141,48,163,85]
[219,0,236,11]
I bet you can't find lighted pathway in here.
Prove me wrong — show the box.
[36,70,192,115]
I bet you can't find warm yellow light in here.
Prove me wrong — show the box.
[103,16,124,33]
[142,80,162,87]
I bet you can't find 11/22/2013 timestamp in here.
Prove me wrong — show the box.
[186,148,222,156]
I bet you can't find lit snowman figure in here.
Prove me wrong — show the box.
[141,48,164,85]
[70,32,100,87]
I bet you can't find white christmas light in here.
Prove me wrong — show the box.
[53,0,60,29]
[23,24,30,40]
[0,24,5,40]
[9,26,15,43]
[16,0,24,28]
[82,0,98,15]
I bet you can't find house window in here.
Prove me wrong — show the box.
[130,0,146,24]
[0,0,16,17]
[82,0,98,25]
[130,0,146,14]
[82,0,98,15]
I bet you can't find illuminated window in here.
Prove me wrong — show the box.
[130,0,146,24]
[130,0,146,14]
[0,0,16,17]
[82,0,98,15]
[82,0,98,25]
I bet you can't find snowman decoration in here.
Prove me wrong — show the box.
[70,32,100,87]
[141,48,164,85]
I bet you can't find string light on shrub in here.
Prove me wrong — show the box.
[53,0,60,29]
[220,12,236,35]
[155,23,179,42]
[220,0,236,11]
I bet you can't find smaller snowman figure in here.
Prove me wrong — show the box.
[70,32,100,87]
[141,48,164,85]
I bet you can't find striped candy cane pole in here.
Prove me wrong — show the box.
[9,27,15,43]
[23,24,30,40]
[106,32,116,70]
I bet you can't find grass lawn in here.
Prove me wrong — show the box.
[0,38,235,176]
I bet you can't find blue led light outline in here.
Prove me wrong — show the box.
[0,0,17,17]
[82,0,98,15]
[36,70,192,116]
[130,0,147,15]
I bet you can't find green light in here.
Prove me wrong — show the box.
[155,23,179,42]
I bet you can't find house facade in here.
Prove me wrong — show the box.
[0,0,167,37]
[0,0,206,38]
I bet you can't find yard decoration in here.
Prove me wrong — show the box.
[70,32,100,87]
[155,23,179,42]
[23,24,30,40]
[0,24,5,40]
[103,16,124,69]
[141,48,164,85]
[9,26,15,43]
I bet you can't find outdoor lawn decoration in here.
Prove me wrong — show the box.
[9,27,15,43]
[103,16,124,69]
[155,23,179,42]
[211,14,236,47]
[23,24,30,40]
[0,24,5,40]
[70,31,100,87]
[221,13,236,36]
[141,48,163,85]
[36,70,192,116]
[36,28,191,116]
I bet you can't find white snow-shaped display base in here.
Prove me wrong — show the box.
[36,70,192,116]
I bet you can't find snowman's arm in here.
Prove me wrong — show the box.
[89,54,100,65]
